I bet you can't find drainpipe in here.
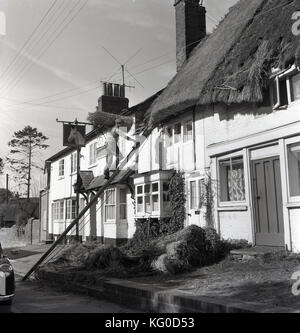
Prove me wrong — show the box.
[193,106,197,171]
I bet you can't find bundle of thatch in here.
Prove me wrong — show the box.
[43,226,230,278]
[88,111,133,131]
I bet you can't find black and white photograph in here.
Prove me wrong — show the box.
[0,0,300,319]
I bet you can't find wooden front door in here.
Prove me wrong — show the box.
[251,156,285,247]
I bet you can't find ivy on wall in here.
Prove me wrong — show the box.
[199,172,216,227]
[166,171,186,233]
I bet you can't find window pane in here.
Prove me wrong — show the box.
[292,73,300,101]
[152,194,159,211]
[106,189,116,204]
[105,205,115,221]
[152,183,159,192]
[288,143,300,197]
[120,204,127,220]
[72,200,76,219]
[279,79,288,106]
[220,157,245,202]
[71,153,77,173]
[119,188,127,204]
[137,196,143,213]
[163,193,170,202]
[174,123,182,143]
[190,181,197,209]
[184,122,193,142]
[59,160,64,176]
[66,200,70,220]
[137,185,143,195]
[144,184,151,194]
[163,182,169,192]
[165,127,173,147]
[145,195,151,213]
[59,201,64,220]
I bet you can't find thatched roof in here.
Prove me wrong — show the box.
[148,0,300,127]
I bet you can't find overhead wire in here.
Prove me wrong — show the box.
[0,0,89,96]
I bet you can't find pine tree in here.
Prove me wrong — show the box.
[7,126,49,200]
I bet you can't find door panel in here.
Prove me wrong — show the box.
[251,157,284,247]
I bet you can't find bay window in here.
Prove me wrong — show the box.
[219,156,245,202]
[134,171,174,218]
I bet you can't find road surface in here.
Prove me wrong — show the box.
[0,276,139,313]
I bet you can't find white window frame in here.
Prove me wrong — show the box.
[58,159,65,178]
[52,201,64,222]
[183,120,193,143]
[272,66,300,110]
[89,142,98,166]
[285,136,300,203]
[71,152,77,174]
[174,122,182,144]
[151,182,159,213]
[188,177,205,211]
[217,151,247,207]
[136,185,144,214]
[66,198,76,221]
[104,188,116,222]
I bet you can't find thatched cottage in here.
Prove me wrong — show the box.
[137,0,300,251]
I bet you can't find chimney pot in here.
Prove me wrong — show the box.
[114,84,120,97]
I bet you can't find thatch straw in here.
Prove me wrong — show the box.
[148,0,300,128]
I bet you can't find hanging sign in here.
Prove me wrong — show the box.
[63,124,86,147]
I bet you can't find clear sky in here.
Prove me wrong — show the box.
[0,0,238,192]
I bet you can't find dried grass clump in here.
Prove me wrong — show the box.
[43,226,247,280]
[51,241,103,269]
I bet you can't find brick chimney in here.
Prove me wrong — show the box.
[174,0,206,71]
[97,82,129,115]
